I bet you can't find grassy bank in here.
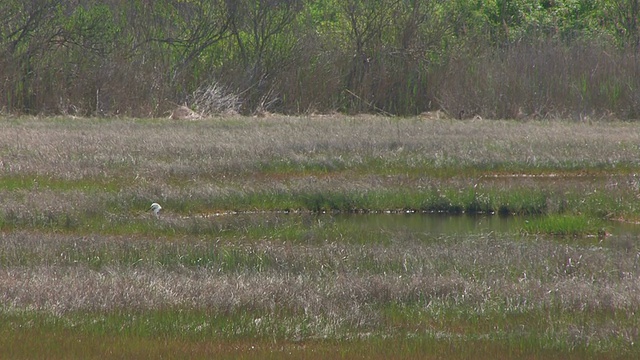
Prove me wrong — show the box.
[1,115,640,358]
[1,115,640,223]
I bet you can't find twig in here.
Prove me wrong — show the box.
[344,89,394,117]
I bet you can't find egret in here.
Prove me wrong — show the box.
[149,202,162,218]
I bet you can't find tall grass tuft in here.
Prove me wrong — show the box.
[522,215,606,237]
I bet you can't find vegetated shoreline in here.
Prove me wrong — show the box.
[1,115,640,359]
[1,114,639,222]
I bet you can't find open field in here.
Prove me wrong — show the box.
[1,115,640,358]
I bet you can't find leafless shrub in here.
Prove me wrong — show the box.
[188,83,241,116]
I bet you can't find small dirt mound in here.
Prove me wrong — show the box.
[170,105,201,120]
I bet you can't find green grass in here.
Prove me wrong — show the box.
[2,302,636,359]
[522,215,607,237]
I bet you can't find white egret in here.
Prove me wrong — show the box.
[149,202,162,218]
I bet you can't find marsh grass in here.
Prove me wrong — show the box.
[2,229,639,358]
[2,116,640,358]
[522,215,607,237]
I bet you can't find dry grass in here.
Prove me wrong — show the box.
[1,227,640,351]
[1,115,640,358]
[1,115,640,223]
[2,116,640,179]
[2,230,638,316]
[1,116,639,204]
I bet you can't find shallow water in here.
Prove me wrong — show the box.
[330,212,640,238]
[207,210,640,241]
[333,213,527,236]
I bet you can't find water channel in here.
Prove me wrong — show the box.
[334,213,527,236]
[214,211,640,241]
[326,213,640,239]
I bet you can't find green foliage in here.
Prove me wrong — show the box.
[65,5,120,57]
[2,0,640,116]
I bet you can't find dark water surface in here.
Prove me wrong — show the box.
[333,213,527,236]
[214,210,640,241]
[329,212,640,238]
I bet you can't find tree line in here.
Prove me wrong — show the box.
[2,0,640,119]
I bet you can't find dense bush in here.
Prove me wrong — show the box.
[1,0,640,118]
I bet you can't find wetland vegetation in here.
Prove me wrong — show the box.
[1,115,640,359]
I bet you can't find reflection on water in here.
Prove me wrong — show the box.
[329,213,640,238]
[214,211,640,239]
[332,213,527,236]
